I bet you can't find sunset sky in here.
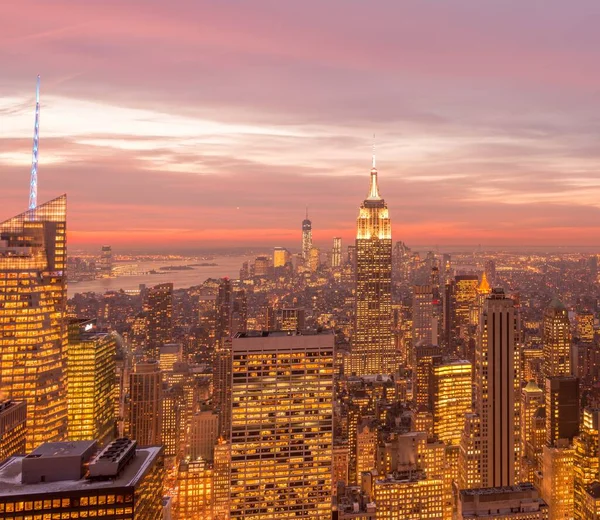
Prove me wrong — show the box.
[2,1,600,250]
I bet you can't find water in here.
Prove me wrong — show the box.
[68,255,251,296]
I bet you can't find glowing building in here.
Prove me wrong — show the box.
[273,246,290,268]
[574,409,600,520]
[332,237,342,268]
[0,195,68,451]
[541,440,574,520]
[175,458,213,520]
[229,331,334,519]
[458,483,548,519]
[520,380,544,482]
[302,211,312,262]
[0,439,165,520]
[577,312,595,343]
[67,321,116,446]
[159,343,182,372]
[0,400,27,460]
[351,155,394,376]
[542,299,571,378]
[144,283,173,359]
[476,289,520,488]
[128,360,163,446]
[309,246,321,272]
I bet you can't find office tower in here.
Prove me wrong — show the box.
[541,440,575,520]
[159,343,182,372]
[212,439,231,520]
[414,347,442,407]
[520,380,544,482]
[351,156,394,376]
[67,321,116,445]
[213,339,232,439]
[229,331,334,519]
[332,237,342,268]
[546,376,579,446]
[215,278,232,341]
[230,289,247,336]
[458,483,548,519]
[176,458,213,520]
[458,413,483,490]
[574,409,600,520]
[0,439,165,520]
[144,282,173,358]
[0,195,67,451]
[476,288,520,488]
[484,259,496,284]
[128,360,163,446]
[161,385,184,462]
[0,400,26,460]
[309,245,321,272]
[453,275,480,355]
[274,307,306,332]
[302,210,312,261]
[99,244,112,274]
[254,255,270,277]
[431,360,472,446]
[189,409,219,461]
[543,299,571,379]
[412,285,436,345]
[577,312,595,343]
[273,246,290,268]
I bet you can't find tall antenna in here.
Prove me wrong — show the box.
[28,75,40,210]
[372,132,376,169]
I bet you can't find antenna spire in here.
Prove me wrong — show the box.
[372,133,376,169]
[28,75,40,210]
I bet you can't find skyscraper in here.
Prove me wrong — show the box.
[0,195,68,451]
[229,331,334,519]
[302,210,312,262]
[332,237,342,268]
[144,282,173,359]
[0,400,27,460]
[545,376,579,446]
[476,288,520,488]
[413,285,435,345]
[128,360,163,446]
[351,155,394,376]
[543,298,571,378]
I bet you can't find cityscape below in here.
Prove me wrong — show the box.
[3,3,600,520]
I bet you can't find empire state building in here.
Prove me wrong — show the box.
[350,154,394,376]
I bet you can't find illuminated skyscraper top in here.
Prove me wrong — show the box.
[302,208,312,261]
[351,151,394,376]
[29,75,40,210]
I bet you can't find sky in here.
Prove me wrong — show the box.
[2,1,600,251]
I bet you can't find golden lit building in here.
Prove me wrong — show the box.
[432,360,472,446]
[302,212,312,262]
[0,400,26,460]
[351,156,394,376]
[273,246,290,268]
[175,458,212,520]
[144,282,173,359]
[458,483,549,519]
[583,482,600,520]
[0,195,68,452]
[543,299,571,378]
[212,439,230,520]
[459,413,482,490]
[540,440,574,520]
[454,274,479,330]
[309,245,321,272]
[161,385,184,462]
[476,289,520,488]
[0,439,164,520]
[520,380,544,482]
[67,322,116,446]
[332,443,349,493]
[159,343,182,372]
[128,360,163,446]
[332,237,342,268]
[356,419,378,478]
[229,331,334,519]
[574,409,600,520]
[577,312,595,343]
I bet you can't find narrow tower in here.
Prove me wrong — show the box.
[29,75,40,210]
[351,150,394,376]
[302,208,312,262]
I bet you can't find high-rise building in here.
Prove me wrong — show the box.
[161,385,184,461]
[577,312,595,343]
[67,320,116,445]
[309,245,321,272]
[274,307,306,332]
[253,255,270,277]
[99,245,112,274]
[543,299,571,378]
[454,275,479,330]
[213,339,232,439]
[229,331,334,519]
[332,237,342,268]
[0,195,68,451]
[351,156,394,376]
[476,288,520,488]
[574,408,600,520]
[431,360,472,446]
[0,439,165,520]
[189,409,219,462]
[484,259,496,285]
[128,360,163,446]
[520,380,544,482]
[413,285,436,345]
[302,210,312,262]
[545,376,579,447]
[0,400,26,460]
[176,458,213,520]
[273,246,290,268]
[159,343,182,372]
[541,439,574,520]
[215,278,232,341]
[458,483,548,519]
[144,282,173,359]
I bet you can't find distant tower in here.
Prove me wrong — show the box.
[331,237,342,268]
[543,298,571,378]
[302,208,312,261]
[29,75,40,210]
[128,360,163,446]
[143,283,173,359]
[351,150,394,376]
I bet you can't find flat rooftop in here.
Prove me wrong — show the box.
[0,447,162,497]
[28,440,95,459]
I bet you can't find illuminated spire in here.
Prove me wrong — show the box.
[367,135,381,200]
[478,271,491,294]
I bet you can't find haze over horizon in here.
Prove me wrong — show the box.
[3,1,600,248]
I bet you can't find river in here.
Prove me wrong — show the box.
[68,255,252,296]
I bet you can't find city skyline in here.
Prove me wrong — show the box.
[3,2,600,248]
